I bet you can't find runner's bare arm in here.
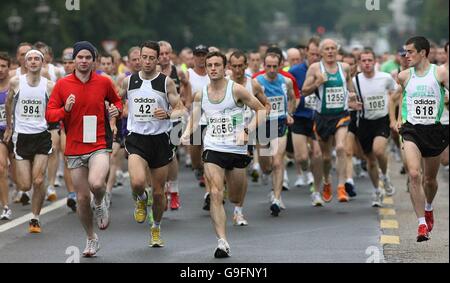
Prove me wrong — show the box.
[302,63,321,96]
[106,78,123,119]
[181,91,202,141]
[343,63,356,93]
[161,78,187,120]
[396,70,410,127]
[285,78,296,114]
[178,68,192,109]
[233,83,266,132]
[390,86,403,132]
[252,79,270,113]
[5,77,19,130]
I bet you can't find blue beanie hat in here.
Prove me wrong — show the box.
[73,41,96,61]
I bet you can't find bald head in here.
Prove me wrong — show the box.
[319,39,339,63]
[319,39,338,52]
[287,48,302,67]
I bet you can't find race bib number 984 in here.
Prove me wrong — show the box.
[19,97,43,120]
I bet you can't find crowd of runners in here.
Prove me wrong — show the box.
[0,35,448,258]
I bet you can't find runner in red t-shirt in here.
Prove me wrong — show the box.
[46,41,122,258]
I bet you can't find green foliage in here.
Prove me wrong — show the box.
[0,0,447,57]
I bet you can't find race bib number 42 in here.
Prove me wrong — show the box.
[134,98,157,122]
[325,87,345,109]
[19,97,43,120]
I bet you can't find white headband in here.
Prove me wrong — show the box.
[25,50,45,61]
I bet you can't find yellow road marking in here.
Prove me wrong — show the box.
[380,235,400,245]
[381,220,399,229]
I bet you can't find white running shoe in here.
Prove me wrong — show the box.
[295,175,306,188]
[214,238,231,258]
[382,176,396,197]
[83,234,100,258]
[0,207,12,220]
[233,214,249,226]
[311,192,324,207]
[54,179,62,188]
[372,190,385,208]
[46,186,57,202]
[94,199,110,230]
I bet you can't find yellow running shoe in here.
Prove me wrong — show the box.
[150,227,164,248]
[134,192,148,224]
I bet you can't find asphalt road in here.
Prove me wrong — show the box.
[0,158,447,263]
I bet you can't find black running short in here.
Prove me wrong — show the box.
[400,122,449,158]
[125,132,174,169]
[203,150,252,171]
[348,111,359,135]
[13,131,52,161]
[356,116,391,154]
[314,112,351,142]
[292,116,315,139]
[48,122,61,132]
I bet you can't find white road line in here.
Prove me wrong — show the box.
[0,199,67,233]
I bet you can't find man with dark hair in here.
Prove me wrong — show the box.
[253,52,296,217]
[355,49,398,207]
[122,40,185,248]
[9,42,32,78]
[342,52,362,198]
[289,37,324,206]
[394,36,449,242]
[158,40,191,211]
[186,44,211,210]
[5,49,54,233]
[0,52,14,220]
[99,53,115,76]
[253,46,301,191]
[181,51,265,258]
[228,50,269,225]
[46,41,122,257]
[245,50,262,78]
